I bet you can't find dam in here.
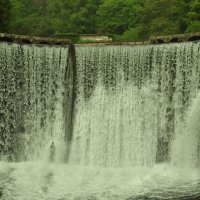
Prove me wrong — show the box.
[0,35,200,199]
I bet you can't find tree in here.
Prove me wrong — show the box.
[186,0,200,32]
[8,0,198,39]
[141,0,189,38]
[68,0,102,33]
[10,0,102,36]
[0,0,11,32]
[10,0,67,36]
[96,0,142,34]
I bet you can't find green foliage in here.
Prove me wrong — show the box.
[186,0,200,33]
[113,27,142,42]
[2,0,200,41]
[9,0,68,36]
[149,18,180,36]
[0,0,11,32]
[68,0,101,34]
[188,0,200,20]
[186,21,200,33]
[96,0,142,34]
[141,0,189,38]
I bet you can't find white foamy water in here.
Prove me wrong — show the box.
[70,83,158,167]
[70,43,200,167]
[0,162,200,200]
[172,92,200,168]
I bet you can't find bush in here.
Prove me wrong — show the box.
[186,21,200,33]
[112,27,142,42]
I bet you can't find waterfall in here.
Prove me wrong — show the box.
[171,92,200,168]
[0,42,70,161]
[1,40,200,200]
[0,41,200,168]
[69,42,200,167]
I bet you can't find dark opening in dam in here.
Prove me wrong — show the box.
[0,38,200,200]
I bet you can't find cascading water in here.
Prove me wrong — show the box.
[70,42,200,168]
[171,92,200,168]
[0,42,69,161]
[0,41,200,200]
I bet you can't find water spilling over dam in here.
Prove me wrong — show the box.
[0,40,200,199]
[70,43,200,167]
[0,42,73,161]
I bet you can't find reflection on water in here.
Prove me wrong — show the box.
[0,162,199,200]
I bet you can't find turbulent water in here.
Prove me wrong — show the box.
[0,162,200,200]
[0,41,200,199]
